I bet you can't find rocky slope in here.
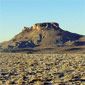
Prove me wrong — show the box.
[1,22,85,53]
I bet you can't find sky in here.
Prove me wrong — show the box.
[0,0,85,42]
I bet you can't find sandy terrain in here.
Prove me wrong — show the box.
[0,53,85,85]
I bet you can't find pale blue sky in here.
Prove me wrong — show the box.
[0,0,85,42]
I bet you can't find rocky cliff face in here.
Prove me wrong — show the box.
[1,22,85,51]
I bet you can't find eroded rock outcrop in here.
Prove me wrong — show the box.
[1,22,84,52]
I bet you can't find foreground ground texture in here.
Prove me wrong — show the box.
[0,53,85,85]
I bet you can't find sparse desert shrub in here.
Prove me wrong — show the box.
[61,63,70,71]
[63,74,72,82]
[17,77,24,85]
[52,78,61,84]
[5,80,10,85]
[0,81,3,85]
[34,81,43,85]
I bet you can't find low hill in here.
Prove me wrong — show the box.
[1,22,85,53]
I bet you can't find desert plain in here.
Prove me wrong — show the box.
[0,53,85,85]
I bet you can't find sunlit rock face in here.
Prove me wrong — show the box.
[32,24,41,31]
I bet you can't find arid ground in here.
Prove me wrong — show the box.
[0,53,85,85]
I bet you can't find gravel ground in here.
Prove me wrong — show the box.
[0,53,85,85]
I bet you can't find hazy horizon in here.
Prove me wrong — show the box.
[0,0,85,42]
